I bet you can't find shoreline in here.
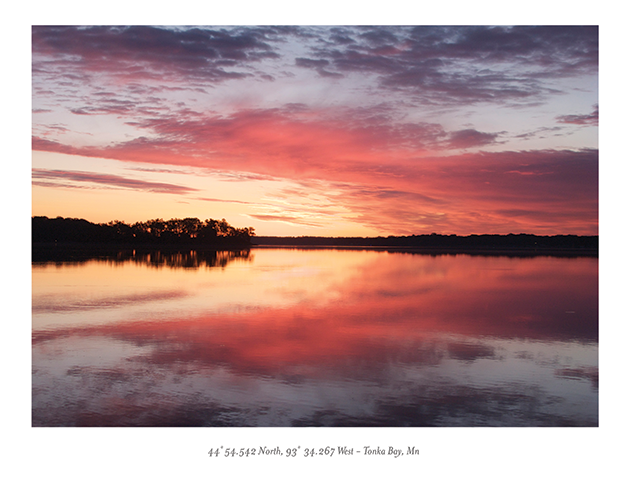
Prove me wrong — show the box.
[251,243,598,257]
[31,241,598,260]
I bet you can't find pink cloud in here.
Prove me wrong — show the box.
[32,105,598,235]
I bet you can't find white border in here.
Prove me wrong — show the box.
[6,4,625,492]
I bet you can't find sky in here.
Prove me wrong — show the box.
[32,25,599,236]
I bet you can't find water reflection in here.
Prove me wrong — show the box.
[32,249,598,426]
[32,248,253,269]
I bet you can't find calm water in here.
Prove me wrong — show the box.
[32,248,598,426]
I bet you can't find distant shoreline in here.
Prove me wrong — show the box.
[251,243,598,257]
[32,240,598,261]
[251,233,598,258]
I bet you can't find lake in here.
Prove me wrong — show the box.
[32,248,598,426]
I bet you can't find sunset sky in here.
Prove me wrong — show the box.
[32,25,598,236]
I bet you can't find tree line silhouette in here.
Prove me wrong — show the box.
[32,216,255,249]
[253,233,598,255]
[32,216,598,256]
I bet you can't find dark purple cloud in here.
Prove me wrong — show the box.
[405,26,598,69]
[32,26,282,84]
[34,26,597,107]
[445,129,502,149]
[303,26,598,105]
[295,57,330,69]
[32,25,598,114]
[514,126,565,140]
[295,57,343,78]
[557,105,599,126]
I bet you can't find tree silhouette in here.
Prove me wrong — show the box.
[32,216,255,249]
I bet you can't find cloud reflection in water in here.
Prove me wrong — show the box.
[32,249,598,426]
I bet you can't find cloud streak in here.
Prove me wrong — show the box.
[32,168,199,194]
[557,105,599,126]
